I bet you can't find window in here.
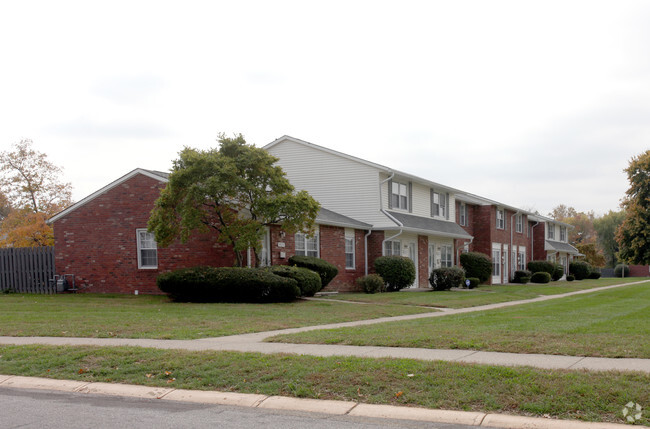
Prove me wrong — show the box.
[496,209,505,229]
[547,224,555,240]
[344,230,355,269]
[384,240,401,256]
[440,244,453,267]
[137,229,158,269]
[515,214,523,233]
[459,202,467,226]
[518,250,526,270]
[259,227,271,267]
[295,232,319,257]
[391,181,408,210]
[492,249,501,276]
[432,192,446,217]
[560,226,567,242]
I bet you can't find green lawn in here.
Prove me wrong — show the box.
[269,281,650,358]
[0,344,647,426]
[315,277,649,308]
[0,294,432,339]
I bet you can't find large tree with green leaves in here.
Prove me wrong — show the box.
[617,150,650,264]
[593,210,625,267]
[148,134,320,267]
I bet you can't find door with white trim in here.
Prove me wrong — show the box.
[492,246,502,284]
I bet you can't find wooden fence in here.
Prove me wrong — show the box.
[0,246,56,294]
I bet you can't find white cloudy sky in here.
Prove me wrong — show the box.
[1,1,649,217]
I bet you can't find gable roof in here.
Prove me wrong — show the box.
[545,240,581,255]
[47,168,168,224]
[316,207,371,229]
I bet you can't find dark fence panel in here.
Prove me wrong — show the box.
[0,247,56,294]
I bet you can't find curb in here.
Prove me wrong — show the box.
[0,374,637,428]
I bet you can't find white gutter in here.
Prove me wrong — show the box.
[379,172,403,254]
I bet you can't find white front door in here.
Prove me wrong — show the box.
[406,241,418,288]
[503,245,509,284]
[492,247,502,284]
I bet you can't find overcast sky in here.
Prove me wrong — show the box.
[1,1,649,217]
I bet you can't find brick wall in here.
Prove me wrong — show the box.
[53,173,234,294]
[367,231,385,274]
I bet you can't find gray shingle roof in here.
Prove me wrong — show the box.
[545,240,581,255]
[316,208,371,229]
[387,211,472,239]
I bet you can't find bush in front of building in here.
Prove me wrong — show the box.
[527,260,555,276]
[268,265,322,297]
[552,264,565,281]
[530,271,551,283]
[357,274,384,294]
[288,255,338,289]
[513,270,532,284]
[429,267,465,291]
[567,274,575,281]
[459,252,492,283]
[569,261,592,280]
[374,256,416,291]
[467,277,480,289]
[156,266,300,303]
[614,264,630,278]
[588,270,602,279]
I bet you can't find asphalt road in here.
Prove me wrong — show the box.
[0,387,482,429]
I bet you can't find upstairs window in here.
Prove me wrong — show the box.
[496,209,505,229]
[137,229,158,269]
[560,226,567,242]
[432,192,446,218]
[547,224,555,240]
[515,214,523,233]
[459,202,467,226]
[391,181,409,210]
[295,232,319,257]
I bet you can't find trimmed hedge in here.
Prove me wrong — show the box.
[156,266,300,303]
[467,277,480,289]
[268,265,321,297]
[429,267,465,291]
[374,256,416,291]
[588,270,602,279]
[567,274,575,281]
[530,271,551,284]
[357,274,384,294]
[614,264,630,278]
[569,261,592,280]
[459,252,492,283]
[527,260,555,276]
[288,255,338,289]
[513,270,532,284]
[552,264,564,281]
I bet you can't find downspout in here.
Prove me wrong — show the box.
[379,172,404,252]
[364,229,372,276]
[456,237,474,266]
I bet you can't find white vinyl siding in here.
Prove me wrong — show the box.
[136,229,158,269]
[295,231,319,257]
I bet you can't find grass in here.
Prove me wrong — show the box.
[0,344,647,426]
[269,281,650,358]
[0,294,432,339]
[316,277,649,308]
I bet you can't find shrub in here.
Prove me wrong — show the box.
[567,274,575,281]
[530,271,551,284]
[288,255,338,289]
[459,252,492,283]
[268,265,321,297]
[552,264,564,281]
[527,260,555,276]
[614,264,630,278]
[513,270,532,284]
[467,277,480,289]
[588,270,602,279]
[357,274,384,294]
[429,267,465,291]
[374,256,416,291]
[156,266,300,303]
[569,261,592,280]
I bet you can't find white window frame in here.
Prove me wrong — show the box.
[560,226,567,242]
[344,229,355,270]
[515,214,523,233]
[547,224,555,240]
[384,240,401,256]
[136,228,158,269]
[391,181,408,210]
[459,202,467,226]
[492,249,501,276]
[295,231,319,258]
[440,244,453,267]
[496,209,505,229]
[518,250,526,271]
[432,192,446,218]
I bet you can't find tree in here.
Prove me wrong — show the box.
[575,243,605,268]
[617,150,650,264]
[0,140,73,247]
[148,134,320,267]
[593,210,625,267]
[548,204,597,245]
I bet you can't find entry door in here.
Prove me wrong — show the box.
[503,245,509,284]
[405,241,418,288]
[492,248,501,284]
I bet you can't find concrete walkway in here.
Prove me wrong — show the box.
[1,279,649,373]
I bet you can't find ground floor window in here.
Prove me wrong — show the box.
[384,240,401,256]
[295,232,319,257]
[137,229,158,269]
[492,249,501,276]
[518,250,526,271]
[345,232,355,269]
[440,244,452,267]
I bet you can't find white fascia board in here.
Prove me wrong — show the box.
[47,169,168,224]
